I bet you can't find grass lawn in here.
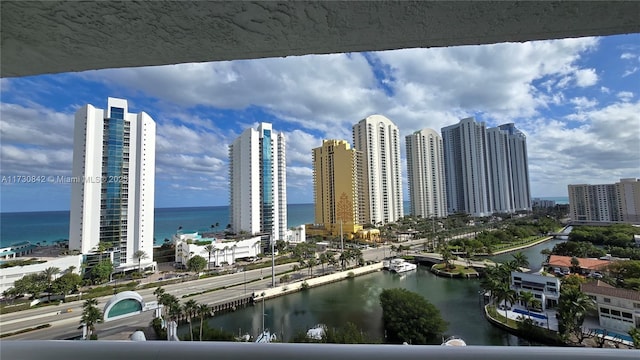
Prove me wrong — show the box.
[486,305,520,328]
[433,263,478,275]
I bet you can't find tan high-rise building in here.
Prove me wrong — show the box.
[312,140,365,236]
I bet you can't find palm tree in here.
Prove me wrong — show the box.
[183,299,198,341]
[153,287,165,302]
[511,252,529,270]
[65,266,77,275]
[204,244,215,271]
[133,250,148,274]
[81,298,103,339]
[319,253,328,274]
[307,257,317,277]
[493,283,517,320]
[438,245,453,269]
[518,291,535,320]
[42,267,60,301]
[197,304,210,341]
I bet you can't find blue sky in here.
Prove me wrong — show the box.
[1,34,639,212]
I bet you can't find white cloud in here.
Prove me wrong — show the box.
[622,67,639,77]
[569,96,598,111]
[5,35,637,209]
[616,91,634,102]
[574,68,598,87]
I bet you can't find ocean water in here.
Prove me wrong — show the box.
[0,204,315,248]
[536,196,569,205]
[0,198,557,248]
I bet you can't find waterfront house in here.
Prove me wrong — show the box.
[510,271,560,311]
[581,280,640,333]
[546,255,610,276]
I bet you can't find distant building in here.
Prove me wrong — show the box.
[352,115,403,224]
[285,225,306,245]
[442,117,491,217]
[532,198,556,208]
[442,118,531,217]
[174,233,262,268]
[69,97,156,273]
[487,123,531,213]
[0,242,36,260]
[568,178,640,224]
[229,123,287,248]
[581,280,640,333]
[405,128,447,219]
[312,140,365,236]
[510,271,560,311]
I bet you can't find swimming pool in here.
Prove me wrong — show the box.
[513,308,547,320]
[591,328,633,343]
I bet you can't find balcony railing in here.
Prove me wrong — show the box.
[2,341,638,360]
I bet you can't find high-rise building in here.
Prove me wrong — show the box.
[617,178,640,224]
[69,97,156,271]
[569,178,640,224]
[352,115,403,224]
[486,123,531,213]
[442,118,531,217]
[312,140,365,235]
[405,129,447,218]
[229,123,287,244]
[442,117,493,217]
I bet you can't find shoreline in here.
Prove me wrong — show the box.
[488,236,554,256]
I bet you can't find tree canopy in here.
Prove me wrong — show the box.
[379,288,447,344]
[187,255,207,273]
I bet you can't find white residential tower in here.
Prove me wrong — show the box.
[405,128,448,218]
[229,123,287,243]
[352,114,403,224]
[69,97,156,272]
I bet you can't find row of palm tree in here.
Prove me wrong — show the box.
[153,286,212,341]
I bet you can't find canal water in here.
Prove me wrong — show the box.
[194,239,565,345]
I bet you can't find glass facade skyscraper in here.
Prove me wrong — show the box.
[229,123,287,244]
[69,98,156,272]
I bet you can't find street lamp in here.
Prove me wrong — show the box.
[260,292,266,335]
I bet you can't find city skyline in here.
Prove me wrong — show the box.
[1,34,639,212]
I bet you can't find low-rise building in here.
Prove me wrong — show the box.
[547,255,610,275]
[173,233,262,268]
[581,280,640,333]
[510,271,561,311]
[0,255,83,294]
[0,242,36,260]
[284,225,306,244]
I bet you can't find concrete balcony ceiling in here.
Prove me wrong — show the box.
[1,1,639,78]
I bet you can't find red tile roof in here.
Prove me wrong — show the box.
[581,281,640,302]
[547,255,610,270]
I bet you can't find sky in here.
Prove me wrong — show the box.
[1,34,639,212]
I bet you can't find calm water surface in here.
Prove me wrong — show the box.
[194,239,563,345]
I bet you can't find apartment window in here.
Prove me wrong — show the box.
[603,298,611,303]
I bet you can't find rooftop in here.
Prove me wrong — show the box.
[581,281,640,302]
[547,255,610,270]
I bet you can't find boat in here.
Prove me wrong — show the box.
[255,330,277,343]
[306,324,326,340]
[388,258,417,273]
[441,336,467,346]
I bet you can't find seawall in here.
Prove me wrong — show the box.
[253,262,384,301]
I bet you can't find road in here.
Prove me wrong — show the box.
[0,236,456,340]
